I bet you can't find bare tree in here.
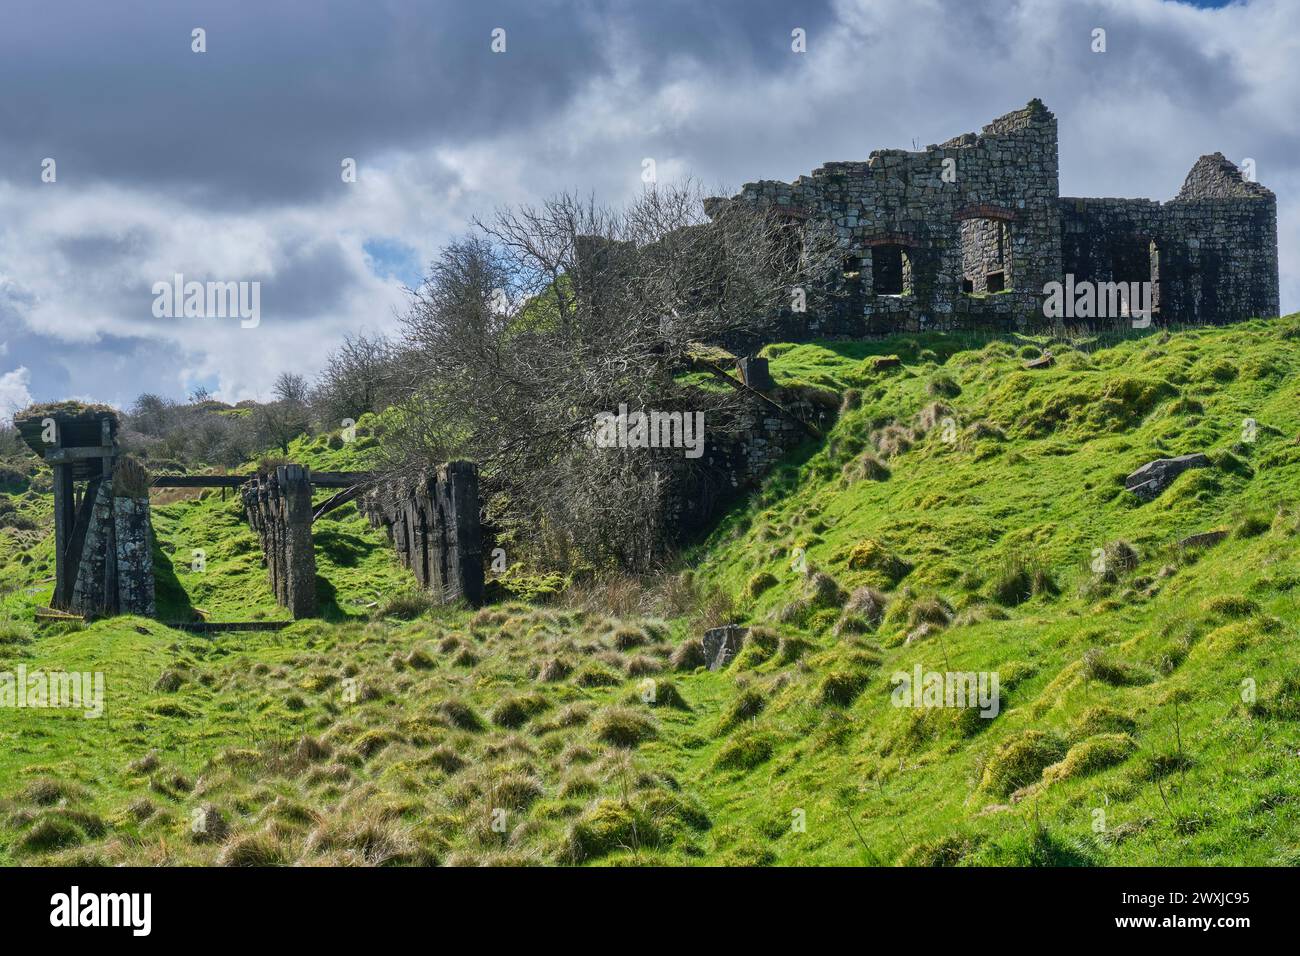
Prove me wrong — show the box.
[311,332,400,426]
[386,182,834,570]
[272,372,310,405]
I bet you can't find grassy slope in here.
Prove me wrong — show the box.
[2,321,1300,865]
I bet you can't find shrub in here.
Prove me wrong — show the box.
[491,772,545,812]
[846,540,912,588]
[636,679,689,710]
[1041,734,1136,785]
[732,626,779,669]
[16,815,86,855]
[669,639,707,672]
[611,626,648,650]
[1094,541,1139,583]
[491,693,550,729]
[871,424,914,459]
[843,452,891,483]
[1068,707,1137,741]
[746,571,779,598]
[927,375,962,398]
[988,555,1055,606]
[573,663,624,687]
[1202,594,1260,619]
[805,571,848,609]
[565,799,659,862]
[1247,673,1300,721]
[377,590,434,620]
[908,596,953,628]
[819,670,870,707]
[1234,511,1273,539]
[713,732,776,771]
[718,689,767,730]
[775,635,814,664]
[980,731,1068,796]
[899,833,981,867]
[217,831,291,866]
[439,699,485,731]
[592,707,657,748]
[1081,648,1148,687]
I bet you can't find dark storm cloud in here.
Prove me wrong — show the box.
[0,0,835,208]
[0,0,1295,407]
[257,238,360,319]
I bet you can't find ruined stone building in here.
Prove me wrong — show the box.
[721,99,1278,336]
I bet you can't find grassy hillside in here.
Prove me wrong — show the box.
[3,319,1300,865]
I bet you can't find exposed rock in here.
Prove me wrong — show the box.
[701,625,747,671]
[1024,352,1055,369]
[1177,529,1229,550]
[1125,453,1211,500]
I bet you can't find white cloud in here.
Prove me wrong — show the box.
[1,0,1296,405]
[0,366,33,415]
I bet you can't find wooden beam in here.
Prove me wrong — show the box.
[151,475,249,489]
[151,470,372,490]
[166,620,294,634]
[43,446,116,464]
[312,484,364,522]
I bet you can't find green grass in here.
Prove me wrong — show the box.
[4,320,1300,865]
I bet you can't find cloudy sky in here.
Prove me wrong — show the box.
[1,0,1295,414]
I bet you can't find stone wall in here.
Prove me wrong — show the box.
[66,478,156,617]
[241,465,318,618]
[659,387,832,540]
[70,481,116,616]
[717,100,1278,337]
[360,461,485,606]
[729,99,1060,337]
[113,497,156,617]
[1059,154,1278,324]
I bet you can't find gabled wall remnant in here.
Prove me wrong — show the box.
[241,465,318,618]
[360,461,484,607]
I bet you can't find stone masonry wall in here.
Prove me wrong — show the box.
[1059,154,1278,324]
[717,100,1278,337]
[660,388,832,539]
[67,479,156,617]
[731,99,1061,337]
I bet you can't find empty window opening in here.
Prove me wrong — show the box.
[960,217,1013,294]
[872,244,907,296]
